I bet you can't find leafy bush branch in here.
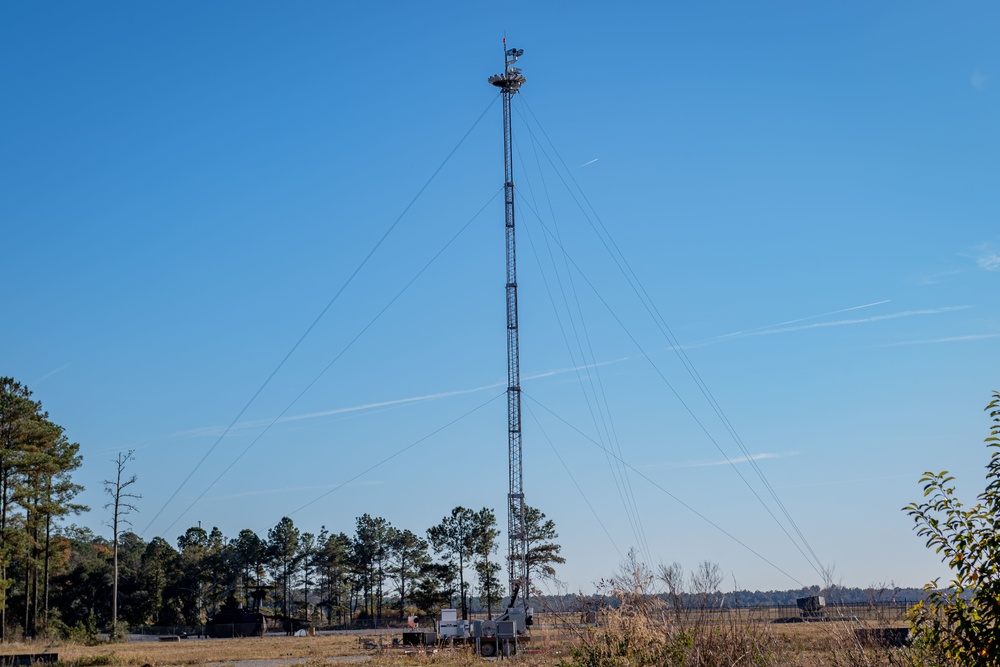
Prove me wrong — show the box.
[905,391,1000,666]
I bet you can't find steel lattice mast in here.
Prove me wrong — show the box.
[488,42,528,610]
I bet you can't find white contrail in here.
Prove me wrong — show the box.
[523,357,627,381]
[177,358,630,438]
[272,358,626,425]
[578,158,599,168]
[35,363,72,384]
[745,306,969,338]
[646,451,796,470]
[266,384,502,425]
[710,300,891,341]
[175,383,503,438]
[887,332,1000,346]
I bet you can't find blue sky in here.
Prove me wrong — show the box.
[3,1,999,594]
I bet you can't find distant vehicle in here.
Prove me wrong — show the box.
[796,595,826,618]
[206,588,267,638]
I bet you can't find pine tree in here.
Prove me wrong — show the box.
[267,517,299,616]
[387,528,429,618]
[471,508,503,617]
[352,514,390,621]
[427,507,476,620]
[0,378,41,641]
[1,378,85,640]
[521,505,565,593]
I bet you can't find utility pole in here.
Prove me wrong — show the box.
[488,41,528,610]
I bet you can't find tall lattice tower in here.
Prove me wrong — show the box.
[488,41,528,609]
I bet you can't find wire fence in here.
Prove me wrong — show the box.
[530,600,915,628]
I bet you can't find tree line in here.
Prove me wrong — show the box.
[53,505,561,634]
[0,377,85,641]
[0,377,564,640]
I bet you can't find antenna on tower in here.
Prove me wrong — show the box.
[488,43,528,613]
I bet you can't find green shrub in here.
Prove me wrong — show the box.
[65,614,103,646]
[108,620,129,643]
[905,391,1000,666]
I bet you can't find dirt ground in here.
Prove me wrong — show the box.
[0,633,371,666]
[0,620,911,667]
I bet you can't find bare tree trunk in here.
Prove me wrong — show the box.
[458,551,467,620]
[303,568,309,623]
[1,466,8,644]
[43,513,51,633]
[23,507,32,638]
[31,520,40,636]
[375,558,384,621]
[103,450,140,639]
[111,512,119,631]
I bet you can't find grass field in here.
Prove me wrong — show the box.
[0,634,364,666]
[0,616,917,667]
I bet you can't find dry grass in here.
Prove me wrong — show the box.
[538,576,921,667]
[559,616,921,667]
[0,633,366,666]
[0,619,937,667]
